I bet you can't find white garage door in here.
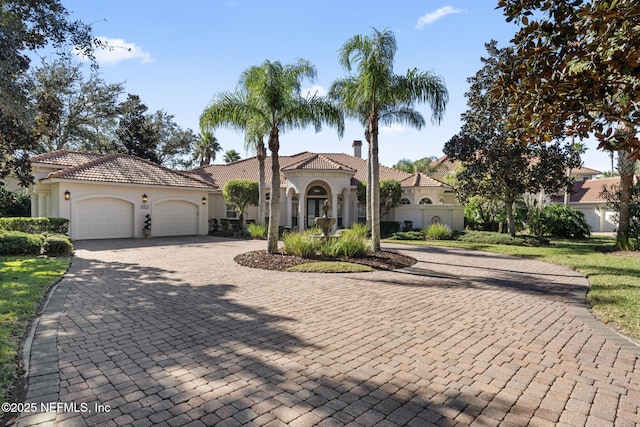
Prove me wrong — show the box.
[75,198,134,240]
[153,200,198,237]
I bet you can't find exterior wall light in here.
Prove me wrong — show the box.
[142,194,148,203]
[64,190,71,201]
[202,196,207,205]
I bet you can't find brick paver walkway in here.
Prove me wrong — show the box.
[15,237,640,426]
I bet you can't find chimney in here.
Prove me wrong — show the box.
[352,140,362,158]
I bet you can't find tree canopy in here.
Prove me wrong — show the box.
[444,41,579,236]
[1,0,97,187]
[497,0,640,157]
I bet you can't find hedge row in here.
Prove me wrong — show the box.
[0,217,70,234]
[0,231,73,256]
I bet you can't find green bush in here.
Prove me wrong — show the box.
[246,223,267,239]
[44,234,74,256]
[332,233,370,258]
[455,230,548,246]
[0,217,69,234]
[535,205,591,239]
[346,222,368,238]
[380,221,401,237]
[283,229,371,259]
[390,231,425,240]
[424,223,453,240]
[0,231,45,255]
[283,232,317,258]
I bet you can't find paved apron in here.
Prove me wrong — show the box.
[15,237,640,426]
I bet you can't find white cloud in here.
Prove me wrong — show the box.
[77,36,153,65]
[415,6,463,29]
[303,85,327,97]
[380,123,407,134]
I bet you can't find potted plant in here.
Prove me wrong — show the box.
[143,214,151,237]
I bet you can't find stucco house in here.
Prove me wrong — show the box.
[25,141,463,240]
[562,176,638,233]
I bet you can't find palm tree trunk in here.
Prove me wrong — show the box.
[257,142,267,225]
[267,128,281,254]
[370,116,381,252]
[365,130,372,236]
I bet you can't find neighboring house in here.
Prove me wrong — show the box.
[28,151,214,240]
[24,142,463,240]
[561,176,635,233]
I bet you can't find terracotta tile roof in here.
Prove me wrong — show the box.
[29,149,105,167]
[45,154,216,189]
[199,152,412,189]
[568,177,627,203]
[282,154,357,173]
[429,155,458,173]
[400,172,452,189]
[572,166,601,177]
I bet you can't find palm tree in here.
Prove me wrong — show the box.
[201,59,344,253]
[193,130,221,166]
[330,28,448,251]
[199,88,269,225]
[223,149,241,163]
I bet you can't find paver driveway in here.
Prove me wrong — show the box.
[16,236,640,426]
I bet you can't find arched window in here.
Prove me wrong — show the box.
[439,197,445,204]
[307,186,327,196]
[399,198,410,205]
[419,198,433,205]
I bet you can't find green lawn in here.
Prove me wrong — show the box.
[386,236,640,342]
[0,256,69,406]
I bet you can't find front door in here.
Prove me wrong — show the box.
[307,198,324,228]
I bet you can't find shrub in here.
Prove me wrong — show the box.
[0,231,45,255]
[390,231,425,240]
[283,232,317,258]
[346,222,368,238]
[537,205,591,239]
[455,230,548,246]
[247,223,267,239]
[424,223,453,240]
[283,230,371,259]
[380,221,401,237]
[0,217,69,234]
[44,234,73,256]
[332,233,370,258]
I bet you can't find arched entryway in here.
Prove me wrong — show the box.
[306,185,328,228]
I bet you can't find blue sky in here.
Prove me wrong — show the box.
[61,0,613,172]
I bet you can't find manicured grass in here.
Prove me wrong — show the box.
[287,261,373,273]
[385,235,640,342]
[0,256,69,406]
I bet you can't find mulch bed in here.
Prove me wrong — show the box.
[234,250,417,271]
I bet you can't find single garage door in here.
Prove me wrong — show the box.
[75,197,134,240]
[153,200,198,237]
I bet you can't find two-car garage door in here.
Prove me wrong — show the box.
[74,197,198,240]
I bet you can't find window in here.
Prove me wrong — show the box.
[291,196,298,227]
[308,185,327,196]
[419,198,433,205]
[226,204,237,218]
[399,198,410,205]
[439,197,445,204]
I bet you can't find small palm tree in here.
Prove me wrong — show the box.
[331,28,448,250]
[223,149,241,163]
[193,130,221,166]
